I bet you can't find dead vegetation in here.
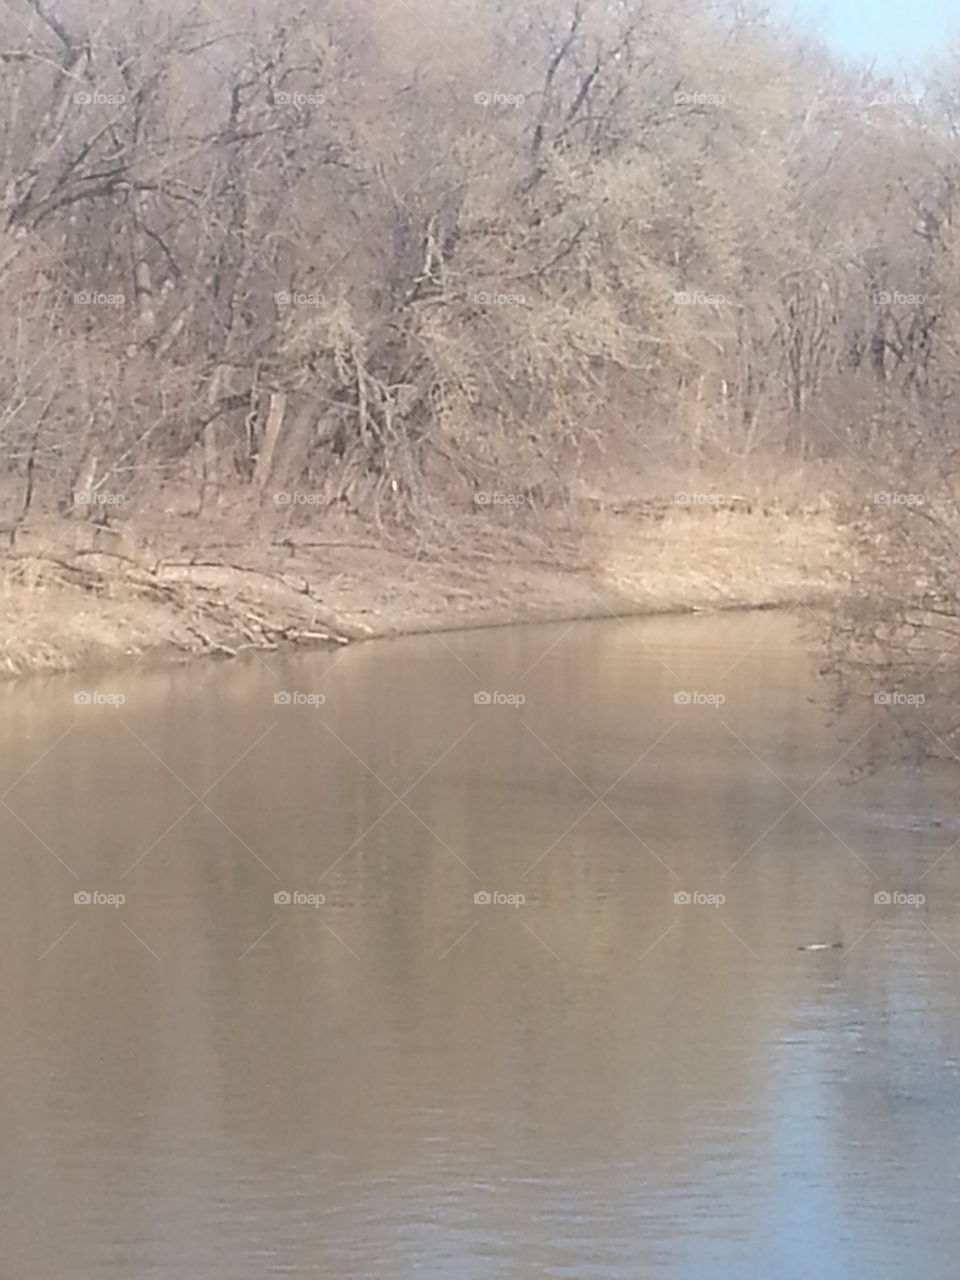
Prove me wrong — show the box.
[2,0,958,523]
[0,0,957,681]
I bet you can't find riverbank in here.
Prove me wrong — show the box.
[0,501,843,680]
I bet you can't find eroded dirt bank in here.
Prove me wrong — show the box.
[0,502,843,680]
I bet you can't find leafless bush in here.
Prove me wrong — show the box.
[0,0,959,542]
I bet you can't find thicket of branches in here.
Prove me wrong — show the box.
[1,0,960,534]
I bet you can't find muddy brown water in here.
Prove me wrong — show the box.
[2,612,960,1278]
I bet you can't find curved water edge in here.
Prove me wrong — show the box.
[0,503,841,681]
[0,588,828,690]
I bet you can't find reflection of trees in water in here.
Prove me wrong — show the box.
[820,446,960,777]
[6,614,960,1271]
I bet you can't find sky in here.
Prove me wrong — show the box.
[781,0,956,69]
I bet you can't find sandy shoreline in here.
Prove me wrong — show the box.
[0,505,842,682]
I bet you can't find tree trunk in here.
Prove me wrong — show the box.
[253,390,287,498]
[199,365,226,517]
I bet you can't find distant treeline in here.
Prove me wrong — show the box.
[1,0,959,526]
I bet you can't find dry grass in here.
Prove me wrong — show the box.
[0,503,843,680]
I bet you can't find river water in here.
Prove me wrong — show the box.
[2,611,959,1278]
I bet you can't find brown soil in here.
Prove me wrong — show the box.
[0,501,843,681]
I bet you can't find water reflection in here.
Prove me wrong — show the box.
[1,612,959,1277]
